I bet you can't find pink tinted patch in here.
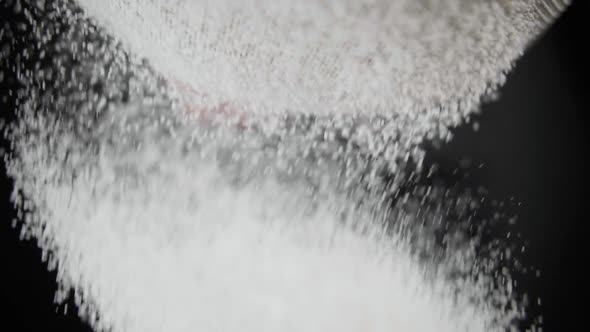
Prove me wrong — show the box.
[171,79,248,128]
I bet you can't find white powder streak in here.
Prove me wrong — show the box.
[13,117,508,332]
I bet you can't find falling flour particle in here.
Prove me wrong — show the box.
[1,0,568,332]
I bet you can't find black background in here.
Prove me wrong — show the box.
[1,1,588,331]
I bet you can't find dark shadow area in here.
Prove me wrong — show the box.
[426,0,589,330]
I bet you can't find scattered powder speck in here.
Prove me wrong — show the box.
[1,0,568,332]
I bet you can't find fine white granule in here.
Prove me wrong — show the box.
[2,0,568,331]
[10,105,519,332]
[76,0,564,141]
